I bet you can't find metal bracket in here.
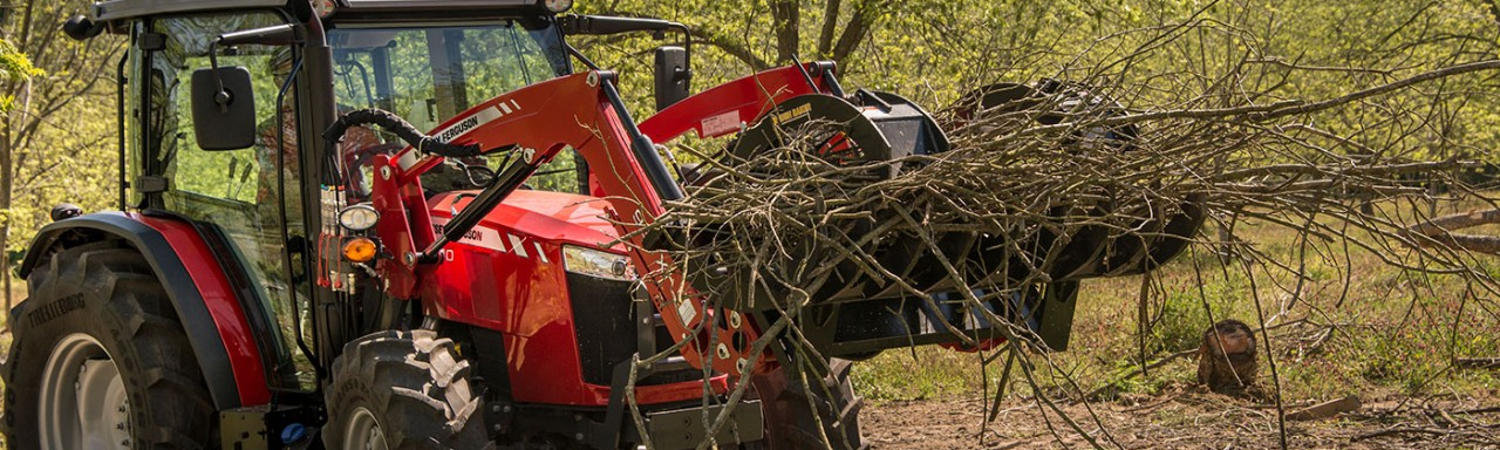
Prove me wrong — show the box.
[1036,281,1080,351]
[137,32,165,51]
[135,175,168,193]
[220,408,270,449]
[219,402,325,450]
[591,355,764,449]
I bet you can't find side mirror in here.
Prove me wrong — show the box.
[188,24,304,151]
[654,46,690,111]
[191,66,257,150]
[62,15,104,41]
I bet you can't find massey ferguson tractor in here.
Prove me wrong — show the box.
[3,0,1200,448]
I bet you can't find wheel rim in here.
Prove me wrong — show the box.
[38,333,130,450]
[344,407,389,450]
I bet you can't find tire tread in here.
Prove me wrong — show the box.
[3,242,215,449]
[325,330,492,450]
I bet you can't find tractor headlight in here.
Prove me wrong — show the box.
[562,245,634,281]
[338,204,379,232]
[542,0,573,13]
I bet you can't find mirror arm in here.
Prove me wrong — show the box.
[560,15,695,102]
[560,14,693,84]
[674,24,692,89]
[559,15,679,36]
[206,41,231,113]
[204,24,304,114]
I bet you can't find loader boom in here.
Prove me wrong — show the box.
[366,65,844,377]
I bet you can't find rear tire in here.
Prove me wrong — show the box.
[753,358,865,450]
[324,329,492,449]
[2,242,215,449]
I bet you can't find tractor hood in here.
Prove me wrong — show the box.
[426,189,625,252]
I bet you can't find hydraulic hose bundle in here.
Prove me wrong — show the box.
[322,108,483,159]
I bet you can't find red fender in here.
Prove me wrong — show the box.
[131,213,272,406]
[19,212,271,407]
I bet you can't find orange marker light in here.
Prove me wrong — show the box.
[342,237,377,263]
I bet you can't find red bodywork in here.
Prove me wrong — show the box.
[131,213,272,406]
[365,65,838,406]
[422,190,724,406]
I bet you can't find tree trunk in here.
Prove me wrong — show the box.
[817,0,843,57]
[2,224,10,324]
[770,0,800,64]
[830,0,877,65]
[1,121,11,321]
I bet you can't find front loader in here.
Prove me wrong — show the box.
[4,1,1200,449]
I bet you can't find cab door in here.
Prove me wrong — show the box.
[134,10,313,389]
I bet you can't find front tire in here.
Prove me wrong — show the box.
[753,358,865,450]
[324,329,491,449]
[3,242,215,449]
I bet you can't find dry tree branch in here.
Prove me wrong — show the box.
[612,14,1500,449]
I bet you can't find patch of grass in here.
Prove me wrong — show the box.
[852,347,983,400]
[1150,290,1214,354]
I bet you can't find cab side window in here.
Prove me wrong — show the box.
[142,11,311,386]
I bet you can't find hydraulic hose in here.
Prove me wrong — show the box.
[322,108,483,158]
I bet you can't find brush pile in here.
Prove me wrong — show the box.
[629,64,1489,350]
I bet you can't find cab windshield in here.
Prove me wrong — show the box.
[328,20,569,130]
[327,21,587,194]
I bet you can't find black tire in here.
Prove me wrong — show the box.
[324,329,492,449]
[753,358,865,450]
[2,242,215,448]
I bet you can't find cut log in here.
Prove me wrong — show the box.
[1456,358,1500,369]
[1406,209,1500,234]
[1404,209,1500,255]
[1286,395,1361,421]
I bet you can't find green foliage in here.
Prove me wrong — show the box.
[0,38,42,113]
[1,0,124,267]
[0,39,41,77]
[851,346,987,401]
[0,37,41,81]
[1152,290,1215,354]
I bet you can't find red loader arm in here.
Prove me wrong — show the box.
[368,65,838,377]
[637,62,837,142]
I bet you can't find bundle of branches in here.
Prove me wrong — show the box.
[576,3,1500,441]
[636,59,1494,346]
[614,57,1500,449]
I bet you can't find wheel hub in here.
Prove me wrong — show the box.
[344,407,389,450]
[39,333,130,450]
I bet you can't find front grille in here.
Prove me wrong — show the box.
[566,273,704,386]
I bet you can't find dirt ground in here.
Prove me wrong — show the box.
[863,385,1500,449]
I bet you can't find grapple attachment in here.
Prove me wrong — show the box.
[643,65,1203,363]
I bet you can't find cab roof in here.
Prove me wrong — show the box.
[91,0,540,22]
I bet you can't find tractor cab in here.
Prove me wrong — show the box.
[98,0,595,392]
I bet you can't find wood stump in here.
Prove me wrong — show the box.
[1197,319,1258,393]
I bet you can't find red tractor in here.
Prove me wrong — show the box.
[5,0,1199,449]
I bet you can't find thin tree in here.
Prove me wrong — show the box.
[0,0,123,317]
